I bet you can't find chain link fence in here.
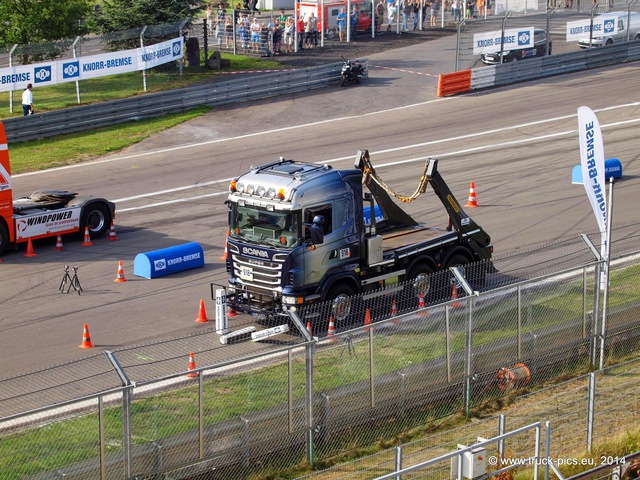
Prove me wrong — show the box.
[1,220,640,479]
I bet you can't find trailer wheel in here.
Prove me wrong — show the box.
[0,222,9,256]
[445,253,471,299]
[80,202,112,238]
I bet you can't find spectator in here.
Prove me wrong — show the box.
[337,8,347,42]
[22,83,33,116]
[431,0,440,26]
[250,0,259,13]
[477,0,485,17]
[259,22,269,55]
[412,0,420,30]
[237,21,250,53]
[451,0,462,22]
[297,16,305,50]
[278,9,287,24]
[375,0,386,33]
[283,17,294,52]
[351,5,360,38]
[386,0,397,31]
[217,2,226,23]
[250,17,261,52]
[225,17,234,47]
[402,0,412,31]
[272,20,282,55]
[466,0,474,18]
[309,11,319,47]
[215,16,224,48]
[205,5,214,35]
[304,12,313,48]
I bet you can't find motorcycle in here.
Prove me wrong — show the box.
[340,57,365,86]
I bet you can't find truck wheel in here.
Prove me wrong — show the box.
[80,202,112,238]
[325,284,356,326]
[404,262,434,310]
[445,253,470,299]
[0,222,9,256]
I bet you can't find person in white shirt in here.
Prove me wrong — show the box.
[22,83,33,116]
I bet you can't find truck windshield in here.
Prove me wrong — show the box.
[230,203,301,248]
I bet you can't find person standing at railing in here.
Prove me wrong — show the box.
[337,8,347,41]
[22,84,34,116]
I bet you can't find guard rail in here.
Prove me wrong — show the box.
[3,60,367,143]
[438,40,640,96]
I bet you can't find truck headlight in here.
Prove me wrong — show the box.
[282,295,303,305]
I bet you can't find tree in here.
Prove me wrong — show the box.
[0,0,91,47]
[91,0,206,33]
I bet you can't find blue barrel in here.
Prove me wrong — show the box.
[134,242,205,279]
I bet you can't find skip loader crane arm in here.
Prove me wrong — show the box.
[425,158,492,260]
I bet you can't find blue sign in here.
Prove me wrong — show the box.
[517,30,531,46]
[34,66,52,84]
[62,61,80,79]
[603,19,615,33]
[134,242,205,279]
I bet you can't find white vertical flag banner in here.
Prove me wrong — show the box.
[577,106,607,283]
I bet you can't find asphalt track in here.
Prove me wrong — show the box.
[1,34,639,380]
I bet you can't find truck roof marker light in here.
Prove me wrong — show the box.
[280,236,287,245]
[229,180,237,192]
[310,244,316,251]
[235,228,240,234]
[277,189,285,200]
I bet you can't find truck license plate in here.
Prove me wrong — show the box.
[240,266,254,281]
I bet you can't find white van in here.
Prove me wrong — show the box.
[577,11,640,48]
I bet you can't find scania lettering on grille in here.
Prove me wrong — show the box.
[242,246,269,258]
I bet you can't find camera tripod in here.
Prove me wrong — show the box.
[59,265,83,295]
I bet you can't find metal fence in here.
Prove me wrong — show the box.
[1,220,640,479]
[1,60,355,143]
[299,358,640,479]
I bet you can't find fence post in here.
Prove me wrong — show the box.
[464,296,474,417]
[179,18,189,76]
[517,285,522,360]
[497,414,505,462]
[370,326,375,408]
[99,396,106,480]
[586,372,596,452]
[288,349,294,434]
[8,44,17,113]
[199,374,204,459]
[306,341,316,466]
[104,351,133,478]
[140,26,148,92]
[72,36,81,104]
[445,307,451,382]
[545,421,551,480]
[395,445,403,480]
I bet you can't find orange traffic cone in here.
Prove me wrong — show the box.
[107,221,119,241]
[81,226,93,246]
[114,261,127,283]
[219,230,230,260]
[364,308,372,332]
[327,316,336,341]
[79,324,94,348]
[465,182,479,208]
[195,299,209,323]
[185,352,198,378]
[451,283,462,308]
[55,234,64,251]
[418,292,425,308]
[306,322,312,336]
[24,238,37,257]
[391,299,397,316]
[227,307,237,317]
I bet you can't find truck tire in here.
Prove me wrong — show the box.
[0,222,9,256]
[403,262,435,310]
[445,253,470,300]
[325,284,356,327]
[80,202,112,238]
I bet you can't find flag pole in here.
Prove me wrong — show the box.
[598,176,614,371]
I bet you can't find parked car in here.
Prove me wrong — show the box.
[481,28,552,64]
[577,11,640,48]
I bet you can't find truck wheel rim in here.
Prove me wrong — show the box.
[331,295,351,322]
[412,274,431,297]
[87,211,106,233]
